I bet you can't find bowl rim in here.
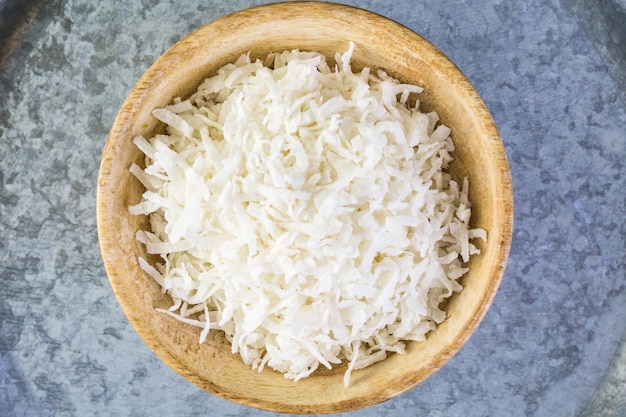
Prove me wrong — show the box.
[96,1,514,414]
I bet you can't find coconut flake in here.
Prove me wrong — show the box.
[130,42,486,387]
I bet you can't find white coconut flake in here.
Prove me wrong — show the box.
[129,42,486,387]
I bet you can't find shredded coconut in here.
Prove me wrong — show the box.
[129,42,485,386]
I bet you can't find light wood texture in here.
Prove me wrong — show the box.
[96,2,514,414]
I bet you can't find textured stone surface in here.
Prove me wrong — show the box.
[0,1,624,416]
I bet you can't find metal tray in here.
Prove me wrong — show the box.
[1,1,624,416]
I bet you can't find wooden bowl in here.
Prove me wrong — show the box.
[97,2,513,414]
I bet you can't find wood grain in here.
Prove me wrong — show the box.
[96,2,513,414]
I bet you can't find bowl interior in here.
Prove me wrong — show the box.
[96,2,513,414]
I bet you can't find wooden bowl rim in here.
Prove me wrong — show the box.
[97,1,514,414]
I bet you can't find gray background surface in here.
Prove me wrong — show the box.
[0,0,625,416]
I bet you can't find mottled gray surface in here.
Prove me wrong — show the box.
[0,0,625,416]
